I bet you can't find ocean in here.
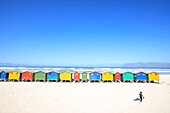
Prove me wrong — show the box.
[0,66,170,74]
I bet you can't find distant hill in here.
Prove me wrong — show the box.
[123,62,170,67]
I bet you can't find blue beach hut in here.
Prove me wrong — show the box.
[47,71,59,82]
[0,71,7,81]
[89,72,101,82]
[135,72,147,82]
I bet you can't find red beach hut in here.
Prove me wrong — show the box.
[114,72,121,82]
[74,72,80,82]
[21,71,33,81]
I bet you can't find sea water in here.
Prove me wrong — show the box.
[0,66,170,74]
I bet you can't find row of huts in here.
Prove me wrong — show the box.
[0,71,159,83]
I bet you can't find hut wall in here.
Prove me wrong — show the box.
[90,72,101,81]
[136,73,147,81]
[114,73,121,81]
[22,72,33,80]
[102,72,113,81]
[0,72,7,79]
[34,72,46,81]
[47,72,59,81]
[60,72,72,80]
[82,73,88,81]
[74,73,80,81]
[9,72,20,80]
[148,73,159,81]
[122,73,134,80]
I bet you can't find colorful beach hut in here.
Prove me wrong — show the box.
[148,72,159,83]
[47,71,59,82]
[34,71,46,82]
[60,72,72,82]
[114,72,121,82]
[0,71,7,81]
[82,72,88,82]
[74,72,80,82]
[8,71,20,81]
[89,72,101,82]
[21,71,33,81]
[135,72,147,82]
[102,72,113,82]
[122,72,134,82]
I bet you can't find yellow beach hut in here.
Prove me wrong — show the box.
[8,71,20,81]
[102,72,113,82]
[148,72,159,83]
[60,72,72,82]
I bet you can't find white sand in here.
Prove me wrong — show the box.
[0,75,170,113]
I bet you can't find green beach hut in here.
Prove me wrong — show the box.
[82,72,88,82]
[122,72,134,82]
[34,71,46,82]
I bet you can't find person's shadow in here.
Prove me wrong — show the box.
[133,98,140,101]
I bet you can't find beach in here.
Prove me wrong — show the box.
[1,0,169,112]
[0,74,170,113]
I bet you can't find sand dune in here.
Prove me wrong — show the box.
[0,75,170,113]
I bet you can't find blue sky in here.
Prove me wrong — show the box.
[0,0,170,66]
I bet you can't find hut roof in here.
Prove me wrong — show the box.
[135,72,147,75]
[9,71,20,73]
[103,72,113,74]
[0,71,6,73]
[60,71,71,74]
[149,72,159,74]
[89,71,101,74]
[115,72,121,74]
[22,71,33,74]
[35,71,46,74]
[123,72,133,74]
[47,71,59,74]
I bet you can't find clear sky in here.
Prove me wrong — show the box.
[0,0,170,66]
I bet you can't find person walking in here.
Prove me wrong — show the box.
[139,92,144,102]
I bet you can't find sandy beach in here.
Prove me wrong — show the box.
[0,74,170,113]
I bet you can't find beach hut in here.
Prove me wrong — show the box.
[102,72,113,82]
[89,72,101,82]
[114,72,121,82]
[135,72,147,82]
[0,71,7,81]
[60,72,72,82]
[74,72,80,82]
[21,71,33,81]
[34,71,46,82]
[122,72,134,82]
[8,71,20,81]
[82,72,88,82]
[47,71,59,82]
[148,72,159,83]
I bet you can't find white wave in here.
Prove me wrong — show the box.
[1,67,170,74]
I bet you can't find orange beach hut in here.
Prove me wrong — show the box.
[21,71,33,81]
[114,72,121,82]
[74,72,80,82]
